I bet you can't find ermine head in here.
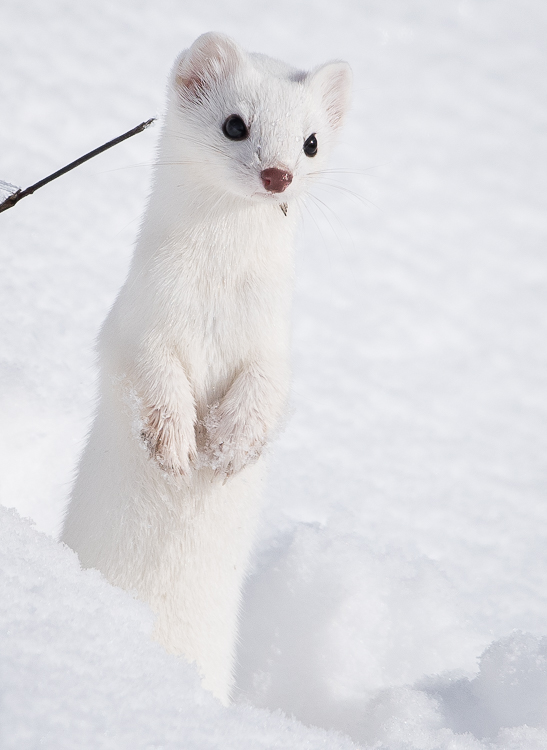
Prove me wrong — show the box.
[166,32,352,206]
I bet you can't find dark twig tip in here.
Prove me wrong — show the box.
[0,116,157,215]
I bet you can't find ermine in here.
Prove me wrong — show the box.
[61,32,351,704]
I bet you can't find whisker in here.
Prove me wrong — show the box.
[296,194,327,250]
[314,180,381,212]
[295,194,338,285]
[306,192,348,255]
[113,212,144,238]
[95,159,207,175]
[307,166,382,176]
[162,129,228,158]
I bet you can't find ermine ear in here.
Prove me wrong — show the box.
[173,32,244,99]
[309,61,352,129]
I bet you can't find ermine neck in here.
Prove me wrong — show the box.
[137,167,297,267]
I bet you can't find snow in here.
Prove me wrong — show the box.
[1,1,546,748]
[0,181,20,203]
[0,506,355,750]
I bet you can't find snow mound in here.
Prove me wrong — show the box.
[0,505,356,750]
[421,633,547,740]
[237,523,474,710]
[3,505,547,750]
[237,522,547,748]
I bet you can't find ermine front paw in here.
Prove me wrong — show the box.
[202,403,266,479]
[141,406,196,477]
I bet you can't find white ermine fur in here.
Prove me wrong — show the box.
[61,33,351,704]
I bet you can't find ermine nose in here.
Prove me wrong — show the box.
[261,168,293,193]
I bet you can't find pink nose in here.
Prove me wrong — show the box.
[261,168,293,193]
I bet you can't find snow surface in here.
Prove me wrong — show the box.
[1,1,546,748]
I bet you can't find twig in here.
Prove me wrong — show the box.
[0,117,156,214]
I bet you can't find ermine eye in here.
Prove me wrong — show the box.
[222,115,249,141]
[303,133,318,157]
